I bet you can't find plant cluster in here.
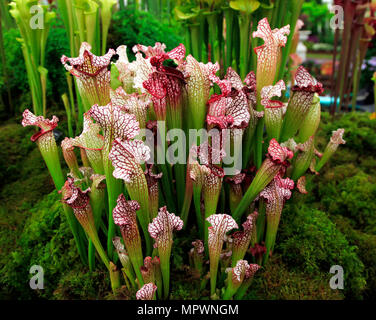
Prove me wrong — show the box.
[21,17,346,300]
[174,0,304,82]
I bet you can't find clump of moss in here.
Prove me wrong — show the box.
[53,267,109,300]
[332,216,376,299]
[318,112,376,157]
[319,170,376,233]
[0,191,80,299]
[277,205,366,299]
[246,256,344,300]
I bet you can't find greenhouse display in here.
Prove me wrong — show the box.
[0,0,375,304]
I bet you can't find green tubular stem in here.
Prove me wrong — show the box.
[210,255,219,296]
[103,155,123,261]
[223,278,238,300]
[109,262,121,294]
[184,23,192,56]
[63,203,88,265]
[256,201,266,244]
[219,185,225,214]
[88,240,95,271]
[193,186,204,240]
[206,11,221,64]
[250,28,258,75]
[174,163,186,212]
[242,123,257,169]
[121,270,131,289]
[62,93,73,137]
[315,148,334,173]
[39,69,47,118]
[75,80,84,129]
[157,123,177,212]
[86,220,110,270]
[262,213,280,266]
[125,179,152,256]
[271,0,281,28]
[128,246,144,287]
[232,15,240,71]
[200,274,209,291]
[38,141,65,190]
[253,95,264,169]
[160,246,172,299]
[223,7,234,71]
[155,263,163,300]
[38,138,88,264]
[234,278,254,300]
[180,167,193,227]
[276,0,303,81]
[101,16,110,56]
[233,161,281,222]
[253,117,264,169]
[166,99,185,181]
[190,22,202,61]
[239,12,251,80]
[158,163,177,212]
[66,73,78,131]
[277,0,288,29]
[21,44,42,115]
[122,267,137,289]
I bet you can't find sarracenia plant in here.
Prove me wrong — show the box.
[21,110,87,264]
[22,16,346,300]
[57,0,117,132]
[206,214,238,297]
[10,0,55,116]
[148,207,183,299]
[61,177,121,293]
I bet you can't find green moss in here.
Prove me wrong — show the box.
[332,216,376,299]
[318,112,376,157]
[277,205,366,298]
[0,191,80,299]
[246,256,344,300]
[53,267,109,300]
[319,170,376,233]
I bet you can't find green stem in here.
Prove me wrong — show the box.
[62,93,74,137]
[193,186,204,240]
[276,0,303,81]
[190,22,202,61]
[103,152,123,261]
[238,13,251,80]
[262,212,280,266]
[223,7,234,71]
[210,254,219,296]
[160,246,172,299]
[205,11,221,64]
[88,240,95,271]
[180,169,193,227]
[256,201,266,244]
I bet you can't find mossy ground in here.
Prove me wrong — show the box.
[1,112,375,300]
